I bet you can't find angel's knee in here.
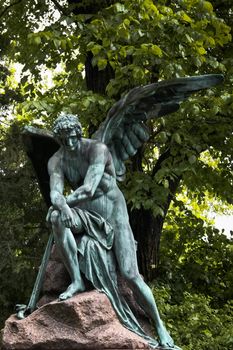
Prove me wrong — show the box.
[50,210,61,226]
[120,263,140,283]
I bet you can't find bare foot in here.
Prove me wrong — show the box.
[59,281,85,301]
[157,323,175,348]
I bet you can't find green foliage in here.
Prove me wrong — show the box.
[153,285,233,350]
[122,171,169,217]
[0,123,48,327]
[159,199,233,302]
[151,195,233,349]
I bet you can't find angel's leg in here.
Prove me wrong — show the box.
[50,210,85,300]
[113,221,174,348]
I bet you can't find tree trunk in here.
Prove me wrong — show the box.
[129,207,162,281]
[129,150,181,281]
[129,179,180,281]
[85,52,114,94]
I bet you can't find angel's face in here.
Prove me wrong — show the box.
[62,130,81,152]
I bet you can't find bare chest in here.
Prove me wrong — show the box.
[62,154,88,188]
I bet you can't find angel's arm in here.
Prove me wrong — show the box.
[48,153,77,228]
[48,152,67,211]
[66,142,108,207]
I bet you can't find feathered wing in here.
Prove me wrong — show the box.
[93,74,223,181]
[22,126,59,206]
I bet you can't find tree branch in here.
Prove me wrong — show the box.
[0,0,23,19]
[49,0,71,16]
[0,120,11,127]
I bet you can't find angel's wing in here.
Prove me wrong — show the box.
[93,74,223,181]
[22,126,59,206]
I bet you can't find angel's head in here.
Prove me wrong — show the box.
[52,113,82,151]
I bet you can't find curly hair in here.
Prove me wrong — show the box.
[52,113,82,139]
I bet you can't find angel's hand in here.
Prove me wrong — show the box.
[61,205,75,228]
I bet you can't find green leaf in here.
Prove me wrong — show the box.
[114,3,126,13]
[151,44,163,57]
[181,12,192,24]
[33,36,41,45]
[97,58,107,70]
[53,39,61,49]
[172,133,182,144]
[203,1,213,12]
[197,46,207,55]
[156,131,168,143]
[91,44,102,55]
[188,155,197,164]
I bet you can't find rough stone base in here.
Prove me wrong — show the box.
[1,243,160,350]
[2,291,158,350]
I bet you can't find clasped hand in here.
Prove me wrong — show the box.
[46,205,77,228]
[60,205,75,228]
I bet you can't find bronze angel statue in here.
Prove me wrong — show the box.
[18,74,223,349]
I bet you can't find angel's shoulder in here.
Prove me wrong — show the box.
[47,148,63,172]
[85,139,110,163]
[86,138,109,153]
